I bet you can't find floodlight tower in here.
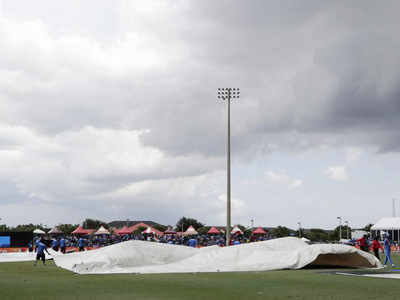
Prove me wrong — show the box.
[393,198,396,217]
[297,222,301,238]
[337,216,342,241]
[217,88,240,246]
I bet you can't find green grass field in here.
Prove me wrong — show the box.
[1,254,400,300]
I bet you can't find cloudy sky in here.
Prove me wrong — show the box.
[1,0,400,229]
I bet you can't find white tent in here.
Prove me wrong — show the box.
[371,218,400,230]
[33,229,46,235]
[231,226,243,235]
[48,227,62,234]
[371,217,400,242]
[95,226,110,235]
[184,225,198,235]
[143,227,156,234]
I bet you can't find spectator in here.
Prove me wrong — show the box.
[356,235,368,252]
[383,234,395,267]
[371,237,383,260]
[188,237,198,248]
[60,237,66,254]
[51,238,59,251]
[78,237,85,251]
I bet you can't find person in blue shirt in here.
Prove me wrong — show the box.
[233,240,240,245]
[51,239,59,251]
[28,241,33,252]
[188,237,198,248]
[78,237,85,251]
[34,240,50,266]
[383,234,395,267]
[34,237,41,252]
[60,237,66,254]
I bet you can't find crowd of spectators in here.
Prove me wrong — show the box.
[31,232,270,253]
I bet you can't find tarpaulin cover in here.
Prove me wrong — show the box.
[51,237,382,274]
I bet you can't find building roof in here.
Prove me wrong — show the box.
[371,217,400,230]
[109,220,163,229]
[127,223,164,235]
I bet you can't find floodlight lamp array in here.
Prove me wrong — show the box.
[217,88,240,100]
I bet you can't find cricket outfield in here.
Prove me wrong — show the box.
[0,254,399,300]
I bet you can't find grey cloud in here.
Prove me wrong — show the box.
[2,0,399,160]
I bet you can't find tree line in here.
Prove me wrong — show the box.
[0,217,373,242]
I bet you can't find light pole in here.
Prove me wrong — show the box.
[337,217,342,241]
[251,218,254,229]
[297,222,301,238]
[344,220,349,240]
[218,88,240,246]
[393,198,396,217]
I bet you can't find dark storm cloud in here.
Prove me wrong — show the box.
[2,1,399,156]
[136,1,400,156]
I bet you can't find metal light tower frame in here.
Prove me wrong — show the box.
[337,216,342,241]
[297,222,301,238]
[218,88,240,246]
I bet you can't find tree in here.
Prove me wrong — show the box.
[237,224,246,233]
[331,225,352,241]
[270,226,293,238]
[11,224,50,232]
[362,223,373,232]
[134,226,147,235]
[0,224,9,231]
[197,226,210,235]
[306,228,329,242]
[175,217,204,232]
[243,228,253,238]
[57,224,78,235]
[82,219,108,229]
[153,224,167,232]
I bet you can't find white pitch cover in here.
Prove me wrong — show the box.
[44,237,383,274]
